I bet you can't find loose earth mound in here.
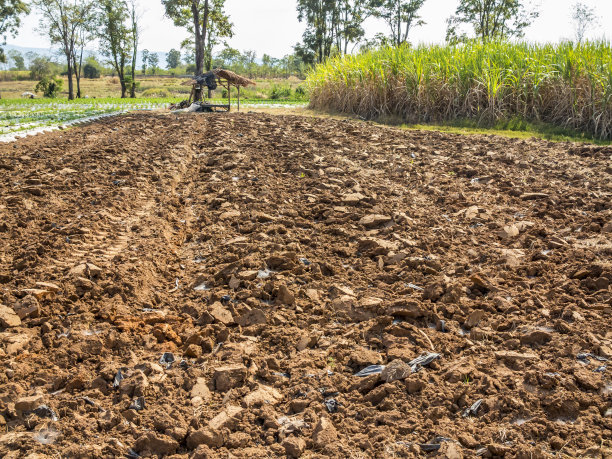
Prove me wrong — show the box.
[0,112,610,458]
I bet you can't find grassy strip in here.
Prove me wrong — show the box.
[369,115,610,144]
[307,41,612,141]
[245,106,610,145]
[0,97,306,107]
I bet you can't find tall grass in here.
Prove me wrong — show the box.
[307,41,612,140]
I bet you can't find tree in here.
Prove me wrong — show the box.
[166,48,181,68]
[148,52,159,74]
[35,75,63,97]
[33,0,91,99]
[141,48,149,74]
[29,54,55,79]
[83,62,100,78]
[71,2,95,98]
[241,49,256,77]
[296,0,337,65]
[335,0,371,54]
[181,41,195,66]
[0,0,30,63]
[162,0,211,99]
[97,0,133,98]
[446,0,539,43]
[370,0,427,47]
[572,2,598,44]
[216,46,241,68]
[203,0,233,71]
[8,49,25,70]
[128,0,140,98]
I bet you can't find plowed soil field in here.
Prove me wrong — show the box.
[0,112,611,458]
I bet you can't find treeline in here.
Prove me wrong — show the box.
[294,0,602,62]
[0,0,602,99]
[293,0,542,64]
[3,48,307,82]
[156,48,307,79]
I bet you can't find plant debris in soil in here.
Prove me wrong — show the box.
[0,112,611,458]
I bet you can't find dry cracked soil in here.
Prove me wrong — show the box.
[0,112,611,458]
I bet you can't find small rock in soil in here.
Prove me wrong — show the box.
[312,417,338,447]
[134,432,178,456]
[359,214,391,228]
[0,304,21,328]
[282,436,306,458]
[213,364,247,391]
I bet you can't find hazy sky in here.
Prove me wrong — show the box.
[12,0,612,58]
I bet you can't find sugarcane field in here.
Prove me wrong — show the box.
[0,1,611,459]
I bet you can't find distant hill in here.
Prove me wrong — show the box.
[2,43,167,69]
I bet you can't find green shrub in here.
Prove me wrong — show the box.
[35,76,63,98]
[83,64,100,79]
[141,88,171,97]
[270,86,292,100]
[295,86,307,99]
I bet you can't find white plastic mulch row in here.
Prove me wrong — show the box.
[0,107,164,144]
[0,112,122,143]
[0,102,307,143]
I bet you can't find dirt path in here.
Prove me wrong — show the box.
[0,112,611,458]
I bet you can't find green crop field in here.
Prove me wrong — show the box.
[0,97,307,141]
[307,41,612,141]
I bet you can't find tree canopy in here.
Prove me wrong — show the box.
[370,0,427,47]
[572,2,599,44]
[166,48,181,68]
[33,0,93,99]
[97,0,136,97]
[446,0,539,42]
[0,0,30,62]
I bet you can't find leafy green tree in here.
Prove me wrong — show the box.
[141,48,149,74]
[162,0,211,98]
[240,49,257,77]
[359,32,391,51]
[148,52,159,74]
[204,0,233,71]
[166,48,181,68]
[370,0,427,46]
[295,0,337,65]
[335,0,372,54]
[216,46,241,68]
[29,54,55,79]
[97,0,133,98]
[8,49,25,70]
[446,0,539,42]
[83,62,100,78]
[35,75,63,97]
[572,2,599,44]
[295,0,374,63]
[0,0,30,63]
[181,43,195,66]
[33,0,92,99]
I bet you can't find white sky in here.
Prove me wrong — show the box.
[12,0,612,58]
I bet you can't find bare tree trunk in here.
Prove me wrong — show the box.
[66,52,74,100]
[192,0,210,101]
[130,2,139,98]
[72,52,82,98]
